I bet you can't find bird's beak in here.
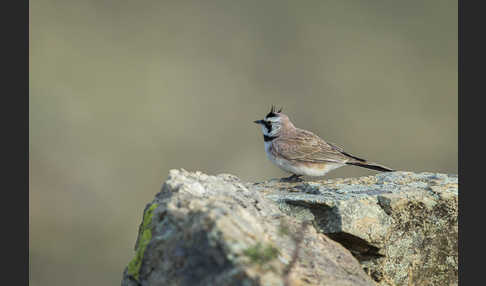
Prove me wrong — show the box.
[254,120,264,124]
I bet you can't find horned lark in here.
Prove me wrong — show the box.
[254,106,394,182]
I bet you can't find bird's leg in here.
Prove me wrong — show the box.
[280,174,304,183]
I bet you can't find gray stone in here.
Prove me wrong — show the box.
[122,170,458,286]
[252,171,458,285]
[122,169,375,286]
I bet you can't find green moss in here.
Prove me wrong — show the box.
[127,203,159,281]
[243,242,280,266]
[278,220,290,237]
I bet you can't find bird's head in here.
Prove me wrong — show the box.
[253,105,294,138]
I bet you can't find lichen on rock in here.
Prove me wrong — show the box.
[256,171,458,285]
[121,170,458,286]
[242,242,280,267]
[126,202,159,281]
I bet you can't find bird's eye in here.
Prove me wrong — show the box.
[263,121,272,130]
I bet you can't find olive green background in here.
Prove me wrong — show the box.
[30,1,457,285]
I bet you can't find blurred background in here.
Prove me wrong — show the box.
[30,0,457,285]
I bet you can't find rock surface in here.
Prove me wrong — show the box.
[121,170,458,286]
[253,172,458,286]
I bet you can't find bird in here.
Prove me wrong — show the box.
[254,106,394,182]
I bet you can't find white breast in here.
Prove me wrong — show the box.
[264,141,344,176]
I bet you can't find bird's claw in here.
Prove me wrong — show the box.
[279,174,304,183]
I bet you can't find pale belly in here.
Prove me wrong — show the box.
[264,142,344,176]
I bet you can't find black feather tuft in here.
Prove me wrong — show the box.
[265,105,282,118]
[266,105,278,118]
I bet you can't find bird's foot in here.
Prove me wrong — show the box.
[279,174,304,183]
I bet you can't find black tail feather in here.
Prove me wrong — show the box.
[346,162,394,172]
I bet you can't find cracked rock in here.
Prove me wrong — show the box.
[122,169,375,286]
[122,170,457,286]
[255,171,458,285]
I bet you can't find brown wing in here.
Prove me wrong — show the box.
[327,141,367,162]
[272,129,357,164]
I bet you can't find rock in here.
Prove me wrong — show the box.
[253,171,458,286]
[122,169,376,286]
[121,170,458,286]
